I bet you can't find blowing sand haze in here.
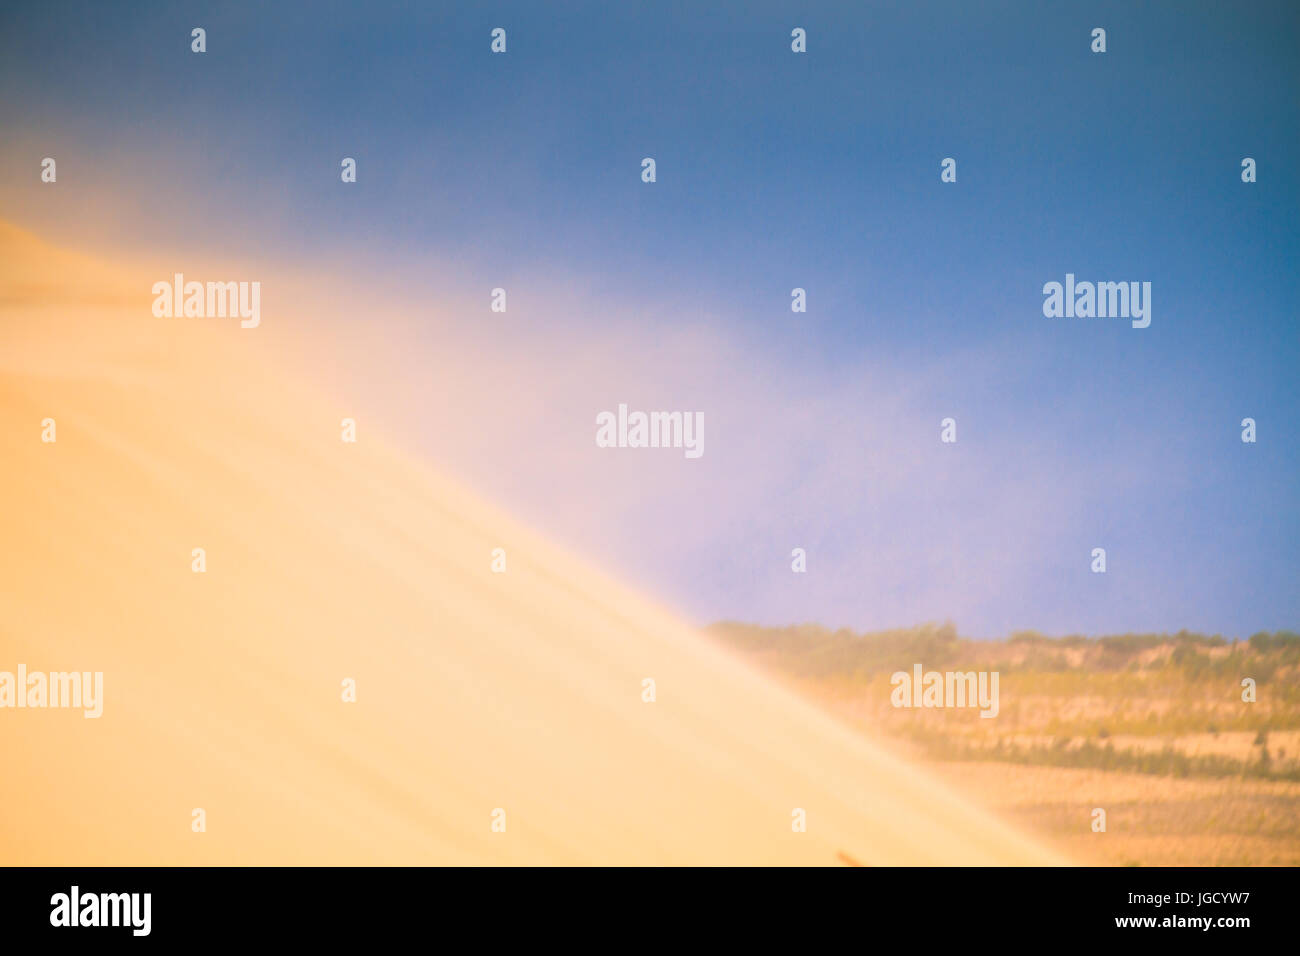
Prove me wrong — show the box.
[0,223,1064,866]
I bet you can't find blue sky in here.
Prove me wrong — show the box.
[2,1,1297,637]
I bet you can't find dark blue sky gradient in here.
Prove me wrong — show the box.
[2,1,1296,636]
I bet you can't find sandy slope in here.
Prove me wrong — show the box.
[0,223,1067,864]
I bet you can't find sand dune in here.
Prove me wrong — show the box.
[0,222,1067,864]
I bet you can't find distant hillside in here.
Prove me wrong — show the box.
[709,621,1300,780]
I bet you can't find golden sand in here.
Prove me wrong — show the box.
[0,223,1067,865]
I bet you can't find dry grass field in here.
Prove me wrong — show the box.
[936,762,1300,866]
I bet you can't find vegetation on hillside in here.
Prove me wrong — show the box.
[708,621,1300,780]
